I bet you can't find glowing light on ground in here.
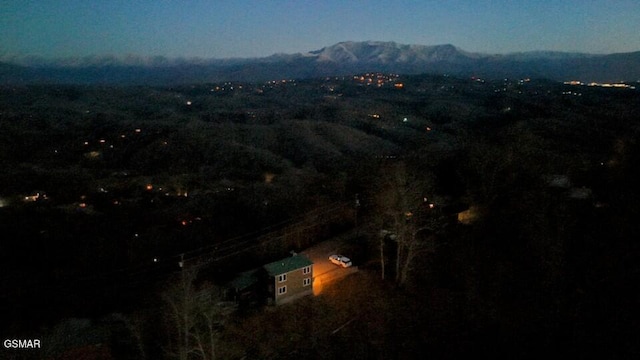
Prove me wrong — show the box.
[313,277,323,295]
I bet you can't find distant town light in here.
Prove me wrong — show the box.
[24,193,42,202]
[85,151,101,159]
[458,206,480,225]
[264,172,275,184]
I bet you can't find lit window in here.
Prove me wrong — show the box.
[303,278,311,287]
[278,286,287,295]
[278,274,287,282]
[302,266,311,274]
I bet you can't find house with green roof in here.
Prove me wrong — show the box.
[228,253,314,306]
[263,254,314,305]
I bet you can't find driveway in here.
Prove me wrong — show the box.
[301,233,359,294]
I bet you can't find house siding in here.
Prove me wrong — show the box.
[271,264,313,305]
[273,265,313,304]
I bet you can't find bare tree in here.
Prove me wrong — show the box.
[191,287,223,360]
[397,218,439,286]
[162,264,224,360]
[375,162,442,286]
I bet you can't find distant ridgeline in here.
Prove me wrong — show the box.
[2,41,640,85]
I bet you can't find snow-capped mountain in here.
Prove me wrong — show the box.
[308,41,472,64]
[2,41,639,84]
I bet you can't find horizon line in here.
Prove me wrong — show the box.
[3,41,639,67]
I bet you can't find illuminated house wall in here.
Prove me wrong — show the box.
[263,254,314,305]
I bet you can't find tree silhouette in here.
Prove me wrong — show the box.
[162,263,224,360]
[374,162,442,286]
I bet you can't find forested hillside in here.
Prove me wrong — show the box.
[1,74,639,358]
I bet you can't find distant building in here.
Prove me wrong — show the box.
[545,174,571,189]
[457,205,481,225]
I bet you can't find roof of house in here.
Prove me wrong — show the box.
[229,269,260,290]
[263,254,313,277]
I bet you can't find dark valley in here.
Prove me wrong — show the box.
[1,71,639,359]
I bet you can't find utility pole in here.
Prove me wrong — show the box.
[180,253,188,360]
[354,193,360,235]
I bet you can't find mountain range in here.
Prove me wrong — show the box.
[2,41,640,85]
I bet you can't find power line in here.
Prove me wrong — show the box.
[2,199,360,296]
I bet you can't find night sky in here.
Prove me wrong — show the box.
[2,0,640,59]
